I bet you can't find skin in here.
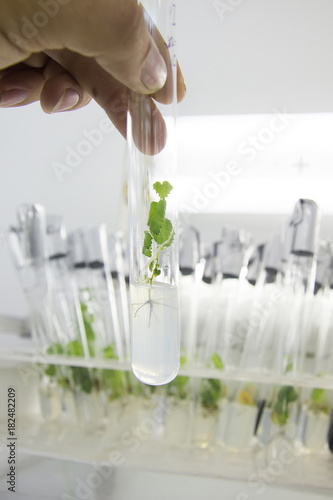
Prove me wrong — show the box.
[0,0,186,152]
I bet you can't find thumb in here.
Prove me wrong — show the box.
[1,0,168,94]
[50,0,169,94]
[94,3,169,94]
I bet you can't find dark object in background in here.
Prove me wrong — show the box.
[328,410,333,453]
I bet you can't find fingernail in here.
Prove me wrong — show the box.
[52,89,80,113]
[141,45,167,92]
[0,89,29,107]
[178,82,187,103]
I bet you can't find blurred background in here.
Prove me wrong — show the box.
[1,0,333,316]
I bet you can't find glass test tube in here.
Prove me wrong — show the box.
[127,0,179,385]
[8,204,53,350]
[283,199,320,376]
[9,205,63,422]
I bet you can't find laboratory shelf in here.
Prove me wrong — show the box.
[0,414,333,493]
[0,350,333,496]
[1,347,333,390]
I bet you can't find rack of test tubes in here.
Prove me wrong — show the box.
[0,198,333,491]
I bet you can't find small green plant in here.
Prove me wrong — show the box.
[167,353,189,400]
[66,340,94,394]
[44,342,71,391]
[141,181,175,286]
[101,344,126,400]
[270,385,299,427]
[238,383,256,406]
[44,299,97,395]
[269,357,299,427]
[43,340,93,394]
[309,388,330,415]
[199,352,226,411]
[80,301,96,348]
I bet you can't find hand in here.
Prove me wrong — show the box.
[0,0,186,150]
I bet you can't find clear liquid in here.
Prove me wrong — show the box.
[224,402,258,450]
[192,406,218,448]
[130,282,180,385]
[215,398,229,447]
[39,383,61,421]
[304,410,329,452]
[164,398,191,446]
[75,390,105,433]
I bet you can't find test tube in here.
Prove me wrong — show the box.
[8,204,52,350]
[240,233,284,376]
[304,242,332,376]
[246,243,265,286]
[284,199,320,295]
[179,225,201,365]
[127,0,179,385]
[8,205,62,422]
[44,215,85,424]
[213,227,253,370]
[283,199,320,376]
[107,232,131,360]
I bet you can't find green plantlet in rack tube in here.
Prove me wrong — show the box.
[141,181,175,285]
[308,388,330,415]
[166,352,189,400]
[270,385,299,427]
[270,357,299,427]
[66,340,94,394]
[42,299,99,393]
[199,352,227,411]
[101,343,126,400]
[43,342,71,391]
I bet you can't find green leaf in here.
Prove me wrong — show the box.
[66,340,84,357]
[45,343,64,379]
[103,344,118,360]
[149,260,155,272]
[287,387,299,404]
[211,352,224,371]
[180,354,187,367]
[102,345,124,398]
[200,377,222,410]
[153,218,173,245]
[142,231,153,257]
[80,301,96,342]
[284,355,293,374]
[311,388,325,403]
[103,369,124,399]
[47,342,64,355]
[153,181,173,200]
[272,385,298,427]
[71,366,93,394]
[45,365,56,378]
[83,320,96,342]
[80,302,88,314]
[208,378,221,393]
[166,352,190,399]
[148,199,166,236]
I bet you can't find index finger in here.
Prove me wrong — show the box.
[45,49,167,155]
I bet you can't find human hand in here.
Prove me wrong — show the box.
[0,0,186,150]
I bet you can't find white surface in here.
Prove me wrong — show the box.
[177,113,333,215]
[177,0,333,115]
[0,100,127,318]
[0,454,332,500]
